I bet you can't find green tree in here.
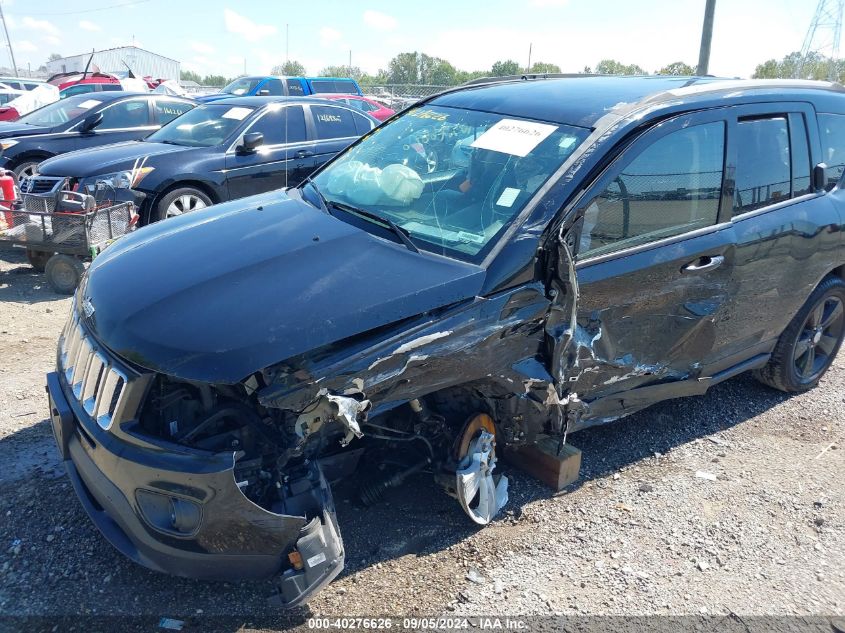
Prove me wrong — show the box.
[455,69,488,83]
[180,70,202,83]
[202,74,230,87]
[752,51,844,81]
[491,59,520,76]
[528,61,561,74]
[48,53,62,62]
[580,65,593,74]
[318,65,364,80]
[271,60,307,76]
[656,61,695,76]
[386,52,456,84]
[595,59,647,75]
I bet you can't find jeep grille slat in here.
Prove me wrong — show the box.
[58,313,132,431]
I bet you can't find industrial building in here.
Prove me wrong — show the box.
[45,46,179,80]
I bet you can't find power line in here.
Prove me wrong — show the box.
[6,0,149,17]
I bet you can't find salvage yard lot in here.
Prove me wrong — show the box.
[0,247,843,630]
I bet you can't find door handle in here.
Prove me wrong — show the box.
[682,255,725,274]
[295,150,313,159]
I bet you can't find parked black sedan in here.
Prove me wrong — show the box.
[33,97,378,223]
[0,93,195,179]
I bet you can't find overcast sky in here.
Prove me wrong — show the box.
[0,0,817,79]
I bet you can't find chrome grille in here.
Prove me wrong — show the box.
[58,311,129,431]
[21,175,65,195]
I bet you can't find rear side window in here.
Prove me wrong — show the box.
[286,79,305,96]
[155,100,193,125]
[249,106,307,145]
[311,105,358,139]
[350,111,374,135]
[818,113,845,190]
[334,79,358,94]
[310,80,338,93]
[734,117,791,214]
[102,84,122,92]
[580,121,725,258]
[261,79,284,96]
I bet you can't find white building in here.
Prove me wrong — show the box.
[45,46,179,80]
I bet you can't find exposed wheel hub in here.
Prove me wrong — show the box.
[454,414,508,525]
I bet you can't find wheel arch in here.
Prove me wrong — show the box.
[8,151,54,171]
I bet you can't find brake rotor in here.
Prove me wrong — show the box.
[454,413,508,525]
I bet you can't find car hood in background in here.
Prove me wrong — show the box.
[0,122,55,138]
[81,191,485,383]
[37,141,199,177]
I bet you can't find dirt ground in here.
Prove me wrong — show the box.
[0,246,843,633]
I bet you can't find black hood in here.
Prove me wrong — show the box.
[0,122,53,139]
[37,140,196,178]
[81,191,485,383]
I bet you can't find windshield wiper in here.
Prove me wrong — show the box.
[328,200,419,254]
[301,177,329,214]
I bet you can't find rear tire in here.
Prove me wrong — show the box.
[26,248,52,272]
[154,187,212,222]
[45,254,86,295]
[753,276,845,392]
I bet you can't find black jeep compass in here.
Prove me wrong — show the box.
[46,75,845,606]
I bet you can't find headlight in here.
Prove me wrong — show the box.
[79,166,154,192]
[0,139,18,151]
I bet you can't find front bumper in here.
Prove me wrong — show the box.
[46,369,344,607]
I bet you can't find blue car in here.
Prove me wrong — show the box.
[198,75,362,103]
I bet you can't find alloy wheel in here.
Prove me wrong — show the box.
[793,295,844,382]
[166,194,207,218]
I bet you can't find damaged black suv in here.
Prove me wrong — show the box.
[46,76,845,606]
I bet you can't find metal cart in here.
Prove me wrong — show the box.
[0,182,136,294]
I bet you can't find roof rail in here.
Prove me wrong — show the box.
[462,73,601,87]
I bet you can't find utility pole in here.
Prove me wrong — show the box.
[285,24,289,63]
[0,2,17,76]
[696,0,716,75]
[526,43,532,73]
[348,49,352,77]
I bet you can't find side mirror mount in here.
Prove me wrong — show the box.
[238,131,264,154]
[813,162,829,192]
[78,112,103,134]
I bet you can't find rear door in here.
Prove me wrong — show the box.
[306,103,374,170]
[715,103,842,368]
[551,110,735,419]
[225,104,314,199]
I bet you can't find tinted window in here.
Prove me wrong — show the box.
[791,114,812,197]
[734,118,790,214]
[261,78,284,96]
[20,95,105,126]
[350,111,374,135]
[311,105,357,139]
[287,79,305,96]
[23,83,41,91]
[580,121,725,258]
[250,105,307,145]
[155,99,194,125]
[102,84,122,92]
[818,113,845,190]
[99,99,150,129]
[310,80,337,93]
[60,84,95,98]
[334,79,358,94]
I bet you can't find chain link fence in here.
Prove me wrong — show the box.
[360,84,451,111]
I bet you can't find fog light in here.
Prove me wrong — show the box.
[136,489,202,536]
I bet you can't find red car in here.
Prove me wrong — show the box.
[317,93,394,122]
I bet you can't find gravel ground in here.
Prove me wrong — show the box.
[0,247,843,632]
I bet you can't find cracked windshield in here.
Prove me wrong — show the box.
[312,105,589,260]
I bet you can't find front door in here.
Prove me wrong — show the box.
[551,110,736,422]
[225,105,315,199]
[71,97,158,149]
